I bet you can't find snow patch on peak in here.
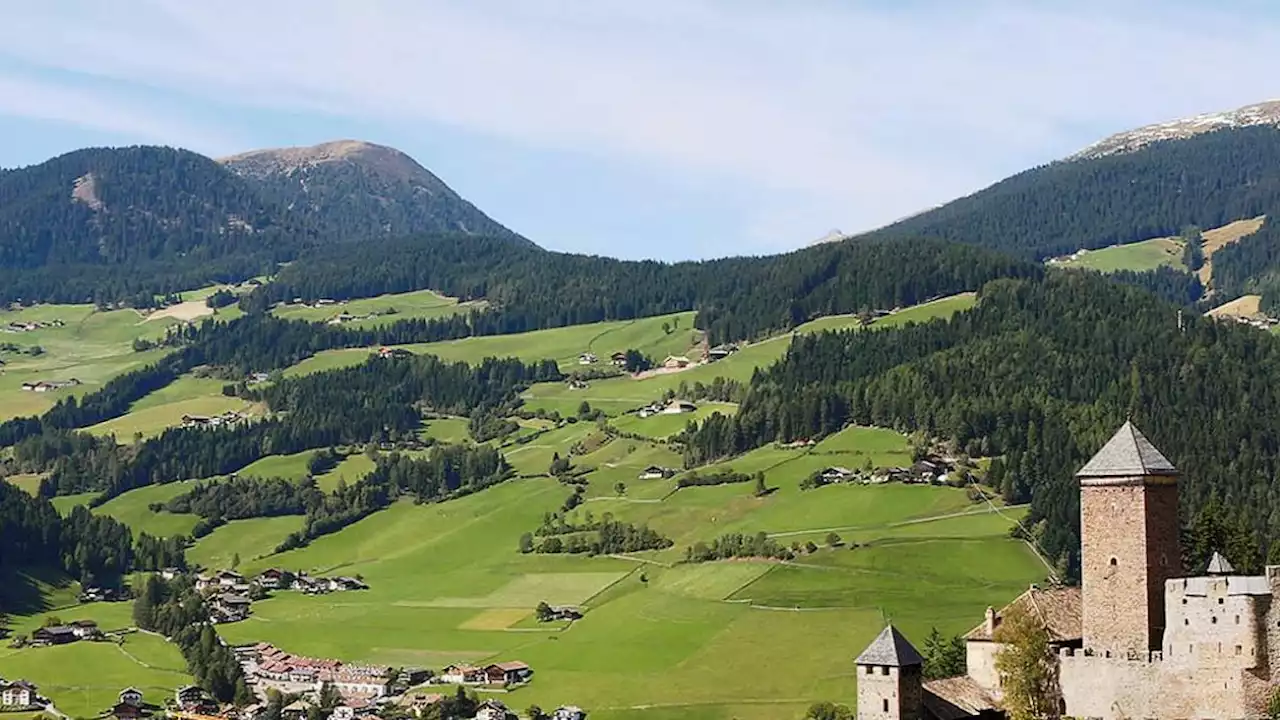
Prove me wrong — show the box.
[1071,100,1280,160]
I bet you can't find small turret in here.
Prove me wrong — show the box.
[855,625,923,720]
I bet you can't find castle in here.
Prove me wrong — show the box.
[854,421,1280,719]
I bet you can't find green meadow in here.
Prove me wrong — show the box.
[283,311,702,378]
[93,481,202,538]
[188,516,306,570]
[271,289,485,328]
[609,402,738,440]
[1052,237,1184,273]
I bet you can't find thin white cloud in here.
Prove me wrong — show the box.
[0,1,1277,250]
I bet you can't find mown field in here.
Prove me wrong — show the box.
[1049,216,1265,280]
[270,289,485,328]
[86,375,262,442]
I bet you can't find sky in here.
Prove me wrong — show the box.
[0,1,1277,260]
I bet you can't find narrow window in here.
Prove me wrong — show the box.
[880,666,889,676]
[1236,645,1243,656]
[1219,598,1225,605]
[1236,615,1241,624]
[1212,616,1218,624]
[864,666,872,675]
[1109,557,1118,566]
[882,699,889,712]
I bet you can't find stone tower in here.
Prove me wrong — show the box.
[855,625,924,720]
[1077,421,1180,655]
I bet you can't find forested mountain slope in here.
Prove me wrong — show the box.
[870,126,1280,262]
[0,142,522,304]
[243,234,1035,344]
[683,270,1280,578]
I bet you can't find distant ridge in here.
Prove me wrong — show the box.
[1071,100,1280,160]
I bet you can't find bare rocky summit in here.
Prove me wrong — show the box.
[1072,100,1280,160]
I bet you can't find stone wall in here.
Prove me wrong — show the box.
[1081,482,1158,653]
[965,640,1000,690]
[1164,577,1267,672]
[1060,650,1256,719]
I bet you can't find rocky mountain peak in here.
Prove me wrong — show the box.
[1071,100,1280,160]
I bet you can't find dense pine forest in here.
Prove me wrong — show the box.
[872,126,1280,261]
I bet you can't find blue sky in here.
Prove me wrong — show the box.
[1,1,1277,260]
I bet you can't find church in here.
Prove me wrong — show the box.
[855,421,1280,719]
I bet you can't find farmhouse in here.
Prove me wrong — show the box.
[211,593,252,623]
[70,619,100,639]
[257,568,294,589]
[439,664,484,684]
[706,344,738,361]
[32,626,78,645]
[401,693,443,716]
[546,606,584,621]
[118,687,143,707]
[175,685,211,711]
[661,400,697,415]
[638,465,674,480]
[20,379,80,393]
[855,421,1280,720]
[567,379,589,390]
[662,355,691,369]
[610,352,627,366]
[475,699,514,720]
[377,347,413,359]
[820,467,857,483]
[0,680,39,708]
[248,372,271,384]
[552,707,587,720]
[484,661,532,685]
[578,352,598,365]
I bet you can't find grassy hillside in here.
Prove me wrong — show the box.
[92,481,201,538]
[271,288,485,328]
[210,438,1041,719]
[283,311,701,378]
[1048,216,1265,279]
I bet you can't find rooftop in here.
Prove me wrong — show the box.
[965,585,1082,643]
[1076,421,1177,479]
[923,676,1000,720]
[855,625,924,667]
[1207,551,1236,575]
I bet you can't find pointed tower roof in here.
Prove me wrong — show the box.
[1076,421,1177,480]
[855,624,924,667]
[1206,551,1235,575]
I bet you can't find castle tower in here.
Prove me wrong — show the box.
[855,625,924,720]
[1077,421,1180,655]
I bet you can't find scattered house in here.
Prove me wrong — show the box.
[638,465,675,480]
[577,352,598,365]
[546,606,584,621]
[706,344,738,361]
[175,685,209,711]
[118,687,143,707]
[610,352,628,367]
[20,379,80,393]
[484,661,532,685]
[248,372,271,384]
[567,379,590,390]
[216,570,246,588]
[552,707,587,720]
[402,693,443,716]
[475,699,514,720]
[778,438,816,449]
[70,619,100,639]
[637,403,664,418]
[182,411,244,428]
[377,347,413,359]
[160,567,183,580]
[439,664,484,685]
[661,400,697,415]
[820,467,857,484]
[211,593,252,623]
[281,699,313,720]
[662,355,691,369]
[315,299,338,306]
[327,577,369,592]
[257,568,294,590]
[32,626,78,646]
[79,585,120,603]
[0,680,38,708]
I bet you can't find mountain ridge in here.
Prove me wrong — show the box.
[1070,100,1280,160]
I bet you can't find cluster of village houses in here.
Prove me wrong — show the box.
[812,456,963,487]
[191,569,369,624]
[181,411,249,429]
[575,343,737,371]
[19,378,81,392]
[3,318,63,333]
[234,643,584,720]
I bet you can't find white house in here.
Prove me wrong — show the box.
[553,706,587,720]
[118,688,143,707]
[661,400,697,415]
[474,700,513,720]
[1,681,38,708]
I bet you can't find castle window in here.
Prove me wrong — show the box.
[1109,557,1118,567]
[1219,598,1225,605]
[1236,645,1243,656]
[864,666,873,675]
[1184,619,1189,625]
[1212,616,1218,624]
[1189,644,1193,653]
[883,699,889,713]
[880,666,889,676]
[1236,615,1240,624]
[1182,598,1187,604]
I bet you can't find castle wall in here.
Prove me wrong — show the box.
[1081,482,1166,653]
[1163,577,1268,672]
[1060,650,1258,719]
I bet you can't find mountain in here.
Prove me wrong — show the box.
[1072,100,1280,160]
[218,140,527,244]
[0,142,528,305]
[869,124,1280,262]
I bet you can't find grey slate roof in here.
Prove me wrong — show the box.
[1206,551,1235,575]
[855,624,924,667]
[1076,421,1177,478]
